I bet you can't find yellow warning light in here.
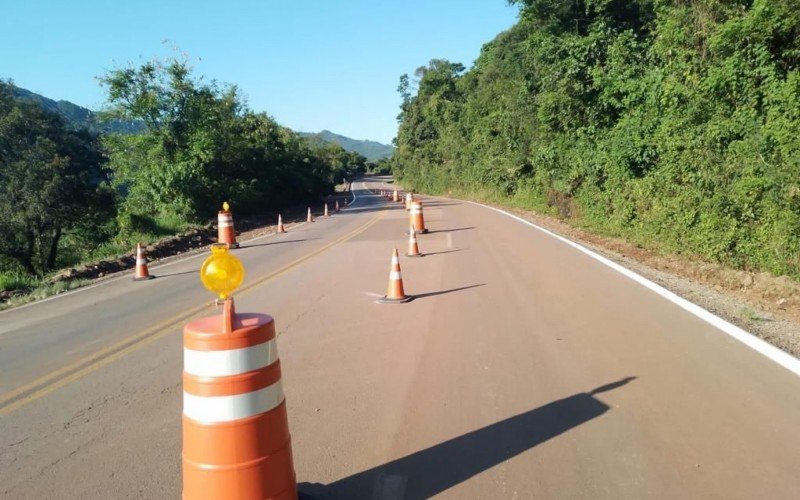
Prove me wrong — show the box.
[200,243,244,299]
[222,201,230,212]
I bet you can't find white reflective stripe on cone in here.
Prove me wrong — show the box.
[391,256,399,265]
[183,379,284,424]
[184,339,278,377]
[218,222,234,228]
[136,258,147,265]
[390,271,402,280]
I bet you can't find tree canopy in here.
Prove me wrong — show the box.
[393,0,800,278]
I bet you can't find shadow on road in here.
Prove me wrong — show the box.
[342,203,404,215]
[152,269,197,278]
[411,284,485,300]
[425,227,475,235]
[421,249,464,257]
[238,238,312,249]
[299,377,636,499]
[419,201,462,208]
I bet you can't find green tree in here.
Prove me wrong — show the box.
[0,81,112,275]
[394,0,800,278]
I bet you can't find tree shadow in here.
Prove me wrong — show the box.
[420,201,462,207]
[299,377,636,499]
[421,249,464,257]
[151,269,197,278]
[238,239,312,249]
[411,283,485,300]
[425,227,475,235]
[343,204,405,214]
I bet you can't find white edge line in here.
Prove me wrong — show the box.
[463,200,800,378]
[1,183,367,315]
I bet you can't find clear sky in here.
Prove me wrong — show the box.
[0,1,519,144]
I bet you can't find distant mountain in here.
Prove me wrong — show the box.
[11,86,144,134]
[300,130,393,161]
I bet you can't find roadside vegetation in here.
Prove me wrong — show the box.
[392,0,800,280]
[0,57,366,295]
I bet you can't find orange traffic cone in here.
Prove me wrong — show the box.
[307,207,314,223]
[379,248,412,303]
[217,202,239,249]
[277,214,286,233]
[133,243,154,281]
[324,203,329,217]
[405,192,413,210]
[392,189,399,202]
[410,200,428,233]
[183,299,297,499]
[407,226,423,257]
[335,200,340,212]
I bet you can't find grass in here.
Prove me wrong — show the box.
[0,270,40,292]
[0,213,197,310]
[0,278,91,311]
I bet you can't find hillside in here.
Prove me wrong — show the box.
[393,0,800,280]
[11,86,144,134]
[300,130,393,161]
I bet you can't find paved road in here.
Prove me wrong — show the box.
[2,177,799,499]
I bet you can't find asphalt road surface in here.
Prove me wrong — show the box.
[1,177,799,499]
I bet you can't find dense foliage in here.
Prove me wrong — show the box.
[393,0,800,278]
[0,82,113,275]
[101,58,365,228]
[1,58,365,283]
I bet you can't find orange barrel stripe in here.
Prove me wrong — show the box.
[217,211,238,247]
[183,311,296,499]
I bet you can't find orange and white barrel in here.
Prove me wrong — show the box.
[183,300,297,499]
[217,211,239,248]
[277,214,286,233]
[410,201,428,233]
[307,207,314,223]
[405,192,413,210]
[392,190,399,202]
[324,203,329,217]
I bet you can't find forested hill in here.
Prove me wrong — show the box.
[11,86,144,134]
[393,0,800,279]
[300,130,394,161]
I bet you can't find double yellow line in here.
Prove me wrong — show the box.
[0,211,384,416]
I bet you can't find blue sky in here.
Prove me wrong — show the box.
[0,1,519,144]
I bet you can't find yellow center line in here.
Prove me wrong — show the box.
[0,210,385,416]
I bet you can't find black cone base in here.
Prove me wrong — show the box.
[378,295,413,304]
